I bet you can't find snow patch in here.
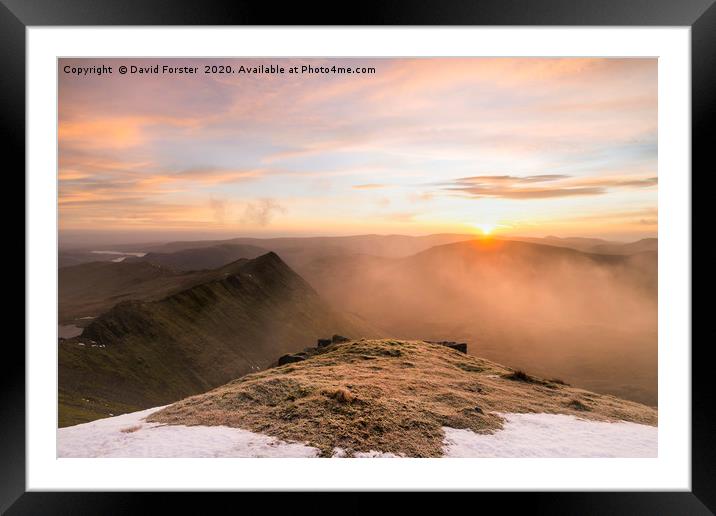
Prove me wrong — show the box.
[442,413,657,458]
[332,447,401,458]
[58,408,656,458]
[58,324,83,339]
[58,406,320,458]
[355,450,402,458]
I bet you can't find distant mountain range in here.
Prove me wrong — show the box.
[507,236,657,255]
[68,233,484,271]
[59,233,657,270]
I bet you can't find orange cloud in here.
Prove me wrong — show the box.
[353,183,388,189]
[59,115,201,149]
[445,174,656,200]
[57,58,657,238]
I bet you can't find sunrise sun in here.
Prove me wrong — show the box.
[475,223,496,235]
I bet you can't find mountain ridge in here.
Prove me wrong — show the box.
[127,243,268,271]
[59,252,376,426]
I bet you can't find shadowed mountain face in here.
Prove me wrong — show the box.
[59,258,254,324]
[59,245,275,324]
[589,238,658,255]
[143,233,477,258]
[300,239,657,405]
[127,243,269,271]
[58,253,375,426]
[506,236,657,255]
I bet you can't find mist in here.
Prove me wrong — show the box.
[300,239,657,405]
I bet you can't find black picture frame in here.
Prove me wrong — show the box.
[4,0,712,513]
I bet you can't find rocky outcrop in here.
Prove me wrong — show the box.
[275,337,465,371]
[426,340,468,353]
[278,353,307,365]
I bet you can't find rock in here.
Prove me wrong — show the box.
[447,342,467,353]
[278,354,306,365]
[317,338,332,348]
[332,334,350,343]
[426,340,468,353]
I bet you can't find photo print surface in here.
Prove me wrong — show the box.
[57,58,657,458]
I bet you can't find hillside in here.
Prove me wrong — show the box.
[589,238,658,255]
[58,249,141,268]
[58,258,255,324]
[506,236,658,255]
[300,239,658,405]
[148,338,657,457]
[129,243,268,271]
[143,233,476,256]
[59,252,376,426]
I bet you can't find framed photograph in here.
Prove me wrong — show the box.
[6,0,711,512]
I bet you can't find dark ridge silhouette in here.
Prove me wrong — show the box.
[58,253,376,426]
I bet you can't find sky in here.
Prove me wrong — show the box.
[58,58,657,244]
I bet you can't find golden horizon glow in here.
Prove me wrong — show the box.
[474,223,497,236]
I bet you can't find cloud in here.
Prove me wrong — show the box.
[408,192,434,203]
[57,151,272,230]
[241,198,286,227]
[57,58,657,236]
[375,197,391,208]
[458,175,569,184]
[353,183,388,189]
[58,114,201,150]
[58,149,268,211]
[444,174,657,200]
[58,169,91,181]
[209,198,228,223]
[564,207,658,223]
[174,167,266,184]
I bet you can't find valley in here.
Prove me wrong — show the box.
[58,233,658,428]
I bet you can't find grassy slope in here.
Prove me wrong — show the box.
[59,253,375,427]
[58,259,257,324]
[150,338,657,457]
